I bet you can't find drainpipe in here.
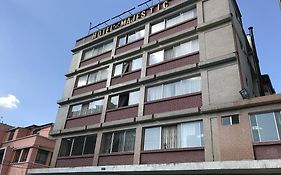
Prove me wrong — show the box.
[248,26,264,96]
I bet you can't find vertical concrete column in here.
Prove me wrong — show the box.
[50,138,62,167]
[140,51,148,78]
[144,23,150,45]
[62,76,76,99]
[53,105,70,131]
[133,125,142,164]
[138,86,146,117]
[201,70,210,106]
[106,63,114,87]
[211,116,221,161]
[203,117,213,162]
[196,1,204,25]
[93,132,103,166]
[68,51,82,73]
[100,95,109,123]
[111,36,118,57]
[198,32,206,61]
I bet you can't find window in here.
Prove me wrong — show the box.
[147,76,201,101]
[12,150,21,163]
[144,121,203,151]
[118,29,145,47]
[32,128,40,135]
[151,8,196,34]
[8,130,15,141]
[0,149,4,164]
[20,148,29,162]
[148,39,199,65]
[113,57,142,76]
[108,90,140,110]
[68,99,104,118]
[35,149,49,165]
[82,41,113,60]
[222,115,240,125]
[101,129,136,153]
[250,112,281,142]
[59,135,96,157]
[77,68,108,88]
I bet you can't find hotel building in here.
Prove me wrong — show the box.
[29,0,281,174]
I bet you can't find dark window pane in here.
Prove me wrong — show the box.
[84,135,96,155]
[8,130,15,141]
[59,138,73,157]
[124,130,136,152]
[119,94,129,107]
[20,148,29,162]
[35,149,49,165]
[232,115,240,125]
[101,133,112,153]
[71,136,85,156]
[112,131,125,152]
[12,150,21,163]
[222,117,231,125]
[0,149,5,164]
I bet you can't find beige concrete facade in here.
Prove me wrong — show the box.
[29,0,280,174]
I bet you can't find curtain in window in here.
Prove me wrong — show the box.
[147,86,162,101]
[124,130,136,152]
[112,132,125,152]
[180,122,202,148]
[81,104,88,116]
[144,127,161,150]
[163,83,175,98]
[161,125,177,149]
[101,133,112,153]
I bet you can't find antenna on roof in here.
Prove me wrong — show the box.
[138,0,153,8]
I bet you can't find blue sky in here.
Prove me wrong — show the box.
[0,0,280,127]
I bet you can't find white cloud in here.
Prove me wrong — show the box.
[0,94,20,109]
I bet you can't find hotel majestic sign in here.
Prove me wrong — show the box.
[92,0,169,39]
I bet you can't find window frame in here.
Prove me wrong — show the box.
[35,149,49,165]
[113,57,142,77]
[250,111,281,143]
[58,134,97,157]
[68,98,104,118]
[143,121,203,151]
[150,8,197,34]
[221,115,240,126]
[76,68,108,88]
[82,40,113,60]
[146,76,201,102]
[118,28,145,47]
[107,90,140,110]
[100,129,136,154]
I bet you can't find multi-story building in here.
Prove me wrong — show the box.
[0,123,55,175]
[29,0,281,174]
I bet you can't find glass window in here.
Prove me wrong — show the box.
[35,149,49,165]
[222,115,240,125]
[144,127,161,150]
[82,49,93,60]
[87,72,97,84]
[88,99,103,114]
[12,150,21,163]
[103,42,113,52]
[101,129,136,154]
[118,36,127,47]
[20,148,29,162]
[131,57,142,71]
[179,121,203,147]
[83,135,96,155]
[108,96,119,110]
[114,63,123,76]
[250,112,280,142]
[151,21,165,34]
[8,130,15,141]
[163,83,176,98]
[149,50,164,65]
[128,91,140,106]
[144,121,203,151]
[59,138,73,157]
[77,75,88,87]
[71,136,85,156]
[147,85,163,101]
[101,133,112,154]
[128,33,137,43]
[70,104,82,118]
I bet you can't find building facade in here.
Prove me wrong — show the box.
[0,123,55,175]
[29,0,281,174]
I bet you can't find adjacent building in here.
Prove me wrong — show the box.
[0,123,55,175]
[29,0,281,174]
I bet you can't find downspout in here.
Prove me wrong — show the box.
[248,27,264,96]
